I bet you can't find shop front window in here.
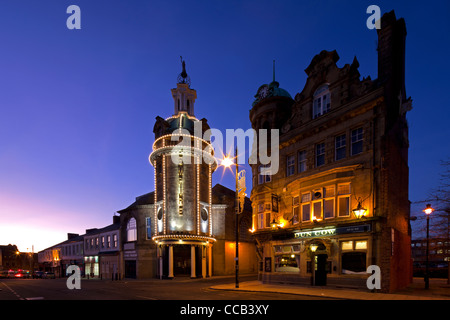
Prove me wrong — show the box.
[341,252,367,274]
[275,254,299,272]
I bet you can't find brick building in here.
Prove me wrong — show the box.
[411,238,450,278]
[249,11,412,293]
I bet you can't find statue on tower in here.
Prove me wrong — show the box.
[177,56,191,86]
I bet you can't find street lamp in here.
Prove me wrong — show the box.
[352,201,367,219]
[310,244,318,286]
[270,218,278,229]
[220,148,243,289]
[423,203,434,289]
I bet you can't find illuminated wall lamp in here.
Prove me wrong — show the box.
[270,218,279,229]
[312,215,322,223]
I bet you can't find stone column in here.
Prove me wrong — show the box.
[191,245,196,278]
[208,244,212,277]
[168,245,174,278]
[202,245,206,278]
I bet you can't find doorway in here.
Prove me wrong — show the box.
[124,260,136,278]
[174,245,191,276]
[315,253,328,286]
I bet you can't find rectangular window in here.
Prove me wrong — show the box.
[257,213,265,229]
[258,203,264,213]
[302,203,311,222]
[341,241,353,251]
[292,196,299,224]
[298,150,307,173]
[113,234,117,248]
[302,192,311,203]
[107,235,111,248]
[258,167,264,184]
[316,143,325,167]
[324,186,335,198]
[324,198,334,219]
[355,241,367,250]
[338,183,351,195]
[312,201,322,220]
[146,217,152,240]
[101,236,105,248]
[335,134,346,160]
[266,212,271,228]
[313,92,331,119]
[286,155,295,176]
[338,196,350,217]
[258,165,272,184]
[323,186,335,219]
[351,128,363,155]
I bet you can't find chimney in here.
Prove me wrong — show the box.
[113,215,120,224]
[377,10,407,127]
[67,233,79,240]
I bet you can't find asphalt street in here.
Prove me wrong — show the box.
[0,274,335,300]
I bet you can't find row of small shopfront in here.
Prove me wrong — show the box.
[40,253,120,280]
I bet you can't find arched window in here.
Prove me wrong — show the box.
[313,84,331,119]
[127,218,137,242]
[201,208,208,221]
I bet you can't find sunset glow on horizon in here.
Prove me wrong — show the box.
[1,1,449,253]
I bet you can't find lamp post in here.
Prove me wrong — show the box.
[234,147,239,289]
[220,147,242,289]
[423,204,434,289]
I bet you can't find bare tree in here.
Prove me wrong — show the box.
[412,160,450,239]
[412,159,450,283]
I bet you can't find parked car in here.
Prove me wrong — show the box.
[8,270,16,278]
[32,271,44,279]
[43,272,55,279]
[0,270,8,278]
[14,270,31,278]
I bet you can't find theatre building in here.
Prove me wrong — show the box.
[117,61,256,279]
[249,11,412,292]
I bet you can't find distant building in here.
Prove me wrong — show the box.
[83,217,121,279]
[411,238,450,278]
[249,11,412,292]
[38,216,120,279]
[1,244,37,271]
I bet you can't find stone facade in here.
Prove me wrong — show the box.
[117,62,256,279]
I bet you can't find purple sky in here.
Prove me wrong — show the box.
[0,1,449,252]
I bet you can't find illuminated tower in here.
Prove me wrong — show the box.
[149,58,218,278]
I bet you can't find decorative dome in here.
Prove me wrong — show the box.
[166,114,196,134]
[252,60,293,107]
[252,80,292,107]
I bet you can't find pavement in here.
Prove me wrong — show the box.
[209,277,450,300]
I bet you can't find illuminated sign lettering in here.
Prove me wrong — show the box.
[294,228,336,238]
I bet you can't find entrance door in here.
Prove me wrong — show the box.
[173,245,191,276]
[315,254,327,286]
[124,260,136,278]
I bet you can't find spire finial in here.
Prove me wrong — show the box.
[177,56,191,86]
